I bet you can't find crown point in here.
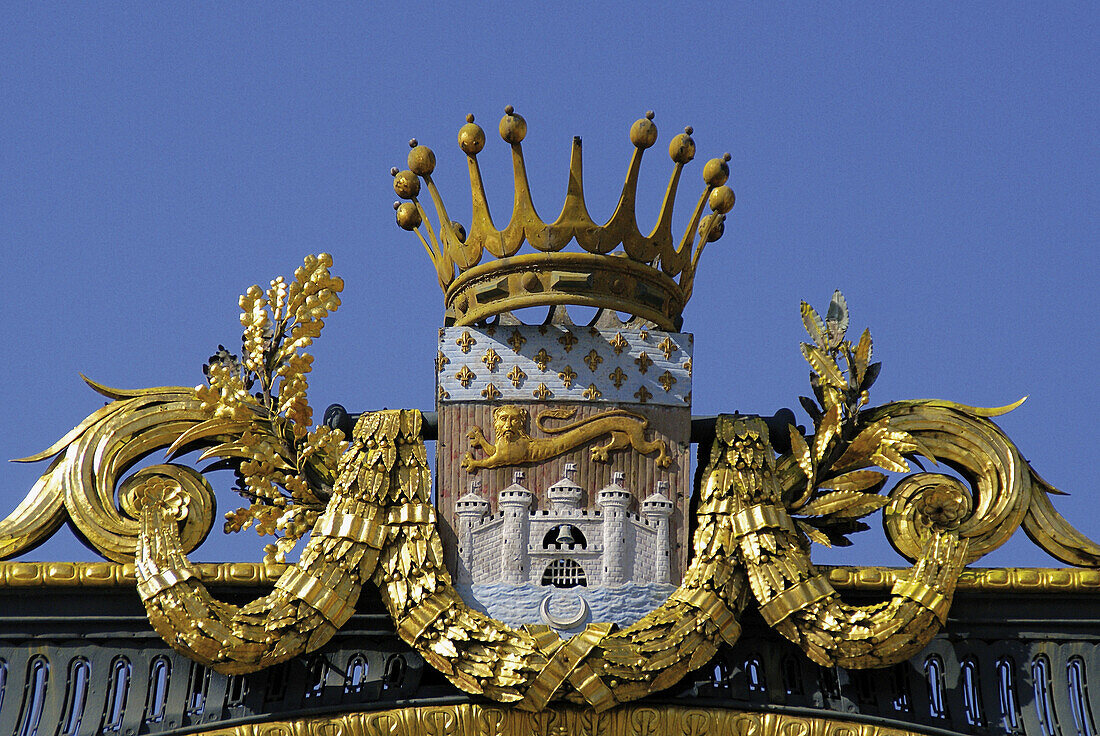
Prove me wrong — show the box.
[392,169,421,199]
[685,125,693,134]
[630,115,658,149]
[669,131,696,164]
[703,156,730,187]
[645,110,655,120]
[709,185,736,215]
[408,145,436,176]
[395,201,422,231]
[499,107,527,144]
[459,118,486,155]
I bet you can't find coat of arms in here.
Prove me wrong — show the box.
[1,108,1097,717]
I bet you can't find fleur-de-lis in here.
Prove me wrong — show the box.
[558,365,577,388]
[481,347,502,371]
[435,351,450,373]
[456,331,475,354]
[438,385,450,400]
[455,365,475,388]
[507,329,526,352]
[584,349,603,371]
[481,383,501,400]
[658,336,677,360]
[609,332,629,355]
[609,366,628,389]
[583,384,603,401]
[634,351,653,374]
[639,328,649,341]
[683,390,692,404]
[658,370,677,392]
[532,383,552,401]
[634,385,652,403]
[557,330,578,352]
[683,358,692,376]
[507,365,526,387]
[533,348,552,371]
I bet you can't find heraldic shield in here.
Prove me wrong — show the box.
[436,323,693,632]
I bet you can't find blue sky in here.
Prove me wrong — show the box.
[1,4,1096,566]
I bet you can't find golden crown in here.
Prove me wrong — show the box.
[392,108,735,331]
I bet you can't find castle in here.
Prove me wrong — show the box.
[454,464,674,589]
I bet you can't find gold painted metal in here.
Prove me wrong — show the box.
[557,331,578,352]
[507,329,526,352]
[3,261,1098,714]
[558,365,577,388]
[1,561,1097,593]
[393,109,735,327]
[533,348,552,371]
[456,331,476,353]
[657,370,676,392]
[192,704,929,736]
[481,347,502,371]
[460,406,671,472]
[583,348,603,371]
[609,332,629,355]
[455,365,475,388]
[506,365,526,387]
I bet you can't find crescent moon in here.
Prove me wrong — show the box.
[540,592,590,629]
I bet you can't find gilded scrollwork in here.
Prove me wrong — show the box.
[2,265,1098,713]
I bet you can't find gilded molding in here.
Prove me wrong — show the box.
[4,561,1098,593]
[0,561,284,588]
[192,704,926,736]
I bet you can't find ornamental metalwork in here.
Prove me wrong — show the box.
[0,109,1097,736]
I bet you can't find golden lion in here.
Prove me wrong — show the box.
[461,405,671,472]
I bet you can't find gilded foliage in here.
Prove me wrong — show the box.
[789,292,927,547]
[196,254,347,562]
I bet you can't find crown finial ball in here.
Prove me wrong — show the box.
[390,167,399,176]
[394,201,422,231]
[709,185,735,214]
[701,213,725,242]
[407,145,436,176]
[499,107,527,144]
[458,119,486,155]
[630,116,658,149]
[466,113,475,123]
[669,132,696,164]
[703,157,730,187]
[392,169,421,199]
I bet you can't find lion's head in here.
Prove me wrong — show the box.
[492,405,530,442]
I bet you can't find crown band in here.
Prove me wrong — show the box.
[446,252,684,329]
